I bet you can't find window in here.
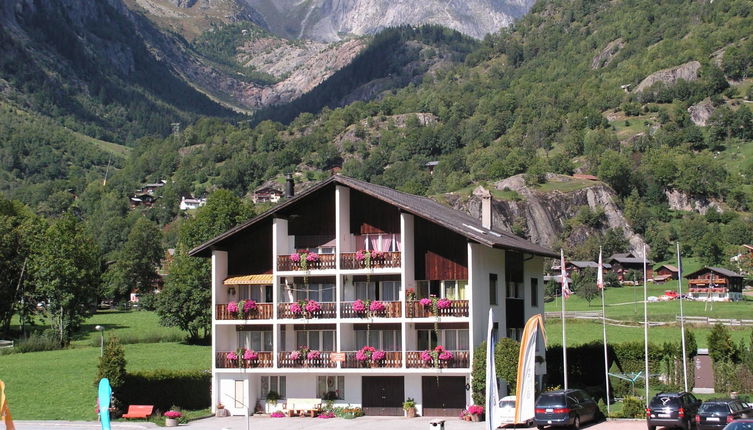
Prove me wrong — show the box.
[360,234,401,252]
[238,285,272,302]
[260,376,286,398]
[506,252,524,299]
[355,329,401,350]
[355,280,400,301]
[296,330,335,351]
[317,376,345,399]
[417,329,469,351]
[506,327,522,341]
[293,283,335,302]
[531,278,539,308]
[444,280,467,300]
[489,274,498,305]
[417,280,467,300]
[238,330,273,351]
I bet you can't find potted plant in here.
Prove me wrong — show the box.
[164,410,182,427]
[266,390,281,406]
[403,398,417,418]
[216,403,228,417]
[467,405,484,422]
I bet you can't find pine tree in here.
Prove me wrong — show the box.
[96,336,127,390]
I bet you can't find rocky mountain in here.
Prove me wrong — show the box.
[449,174,648,256]
[241,0,536,41]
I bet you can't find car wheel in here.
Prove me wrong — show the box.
[572,416,580,430]
[648,426,656,430]
[537,426,545,430]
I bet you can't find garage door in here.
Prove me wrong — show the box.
[422,376,466,416]
[362,376,404,416]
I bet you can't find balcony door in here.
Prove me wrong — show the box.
[354,280,400,301]
[296,330,335,351]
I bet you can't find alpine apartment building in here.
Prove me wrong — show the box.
[189,175,556,417]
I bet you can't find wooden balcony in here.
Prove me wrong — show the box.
[341,351,402,368]
[340,252,401,270]
[216,351,273,368]
[278,302,337,319]
[277,351,338,368]
[277,254,336,271]
[340,301,402,318]
[405,350,470,368]
[405,300,469,318]
[216,303,273,320]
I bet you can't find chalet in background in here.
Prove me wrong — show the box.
[685,267,743,301]
[654,264,679,283]
[608,252,653,281]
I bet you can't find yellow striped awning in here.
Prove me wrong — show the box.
[223,274,273,286]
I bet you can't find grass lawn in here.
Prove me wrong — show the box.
[1,310,209,420]
[544,279,753,347]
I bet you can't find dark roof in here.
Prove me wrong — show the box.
[568,261,612,269]
[609,255,652,265]
[656,264,678,272]
[189,175,557,258]
[685,266,743,279]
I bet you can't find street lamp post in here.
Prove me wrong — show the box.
[95,325,105,357]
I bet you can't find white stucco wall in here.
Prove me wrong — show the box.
[468,243,506,347]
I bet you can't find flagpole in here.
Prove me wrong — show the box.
[643,245,650,403]
[677,242,689,392]
[561,249,569,390]
[599,248,610,415]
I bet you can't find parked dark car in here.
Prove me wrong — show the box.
[696,400,753,430]
[724,419,753,430]
[534,389,600,429]
[647,392,702,430]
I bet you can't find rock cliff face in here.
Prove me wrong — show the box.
[634,60,701,93]
[664,189,724,214]
[242,0,536,41]
[450,174,647,255]
[688,98,716,126]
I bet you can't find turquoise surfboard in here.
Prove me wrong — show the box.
[98,378,112,430]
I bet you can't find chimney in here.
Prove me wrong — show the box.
[285,173,295,198]
[474,186,493,230]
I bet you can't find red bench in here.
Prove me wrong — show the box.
[122,405,154,419]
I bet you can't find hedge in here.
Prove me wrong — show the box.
[117,369,210,412]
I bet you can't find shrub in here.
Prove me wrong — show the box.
[118,369,210,411]
[621,396,645,418]
[3,331,61,354]
[96,336,127,389]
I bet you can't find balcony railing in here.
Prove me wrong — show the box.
[278,302,337,319]
[340,251,401,270]
[340,301,402,318]
[406,300,469,318]
[216,303,274,320]
[405,350,470,368]
[341,351,402,368]
[216,351,273,368]
[278,351,338,368]
[277,254,336,271]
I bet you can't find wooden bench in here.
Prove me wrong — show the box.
[122,405,154,419]
[284,398,322,417]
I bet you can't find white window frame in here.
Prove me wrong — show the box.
[260,376,286,399]
[317,375,345,400]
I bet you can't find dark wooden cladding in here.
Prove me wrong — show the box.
[284,185,336,236]
[216,303,273,320]
[350,190,400,235]
[414,217,467,280]
[341,351,402,368]
[227,218,273,276]
[216,351,273,368]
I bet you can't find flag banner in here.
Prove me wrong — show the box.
[514,315,546,424]
[597,249,604,290]
[0,380,15,430]
[560,250,572,299]
[486,309,500,430]
[98,378,112,430]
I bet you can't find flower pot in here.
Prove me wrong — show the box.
[471,414,480,422]
[165,418,178,427]
[406,407,417,418]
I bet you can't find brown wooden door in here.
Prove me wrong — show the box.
[362,376,404,416]
[422,376,466,416]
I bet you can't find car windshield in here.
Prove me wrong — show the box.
[650,396,680,408]
[700,404,729,414]
[499,400,515,408]
[537,394,565,407]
